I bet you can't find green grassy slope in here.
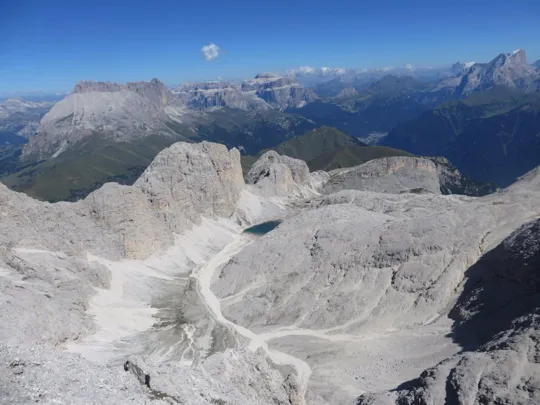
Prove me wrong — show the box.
[240,126,413,174]
[309,145,414,171]
[2,133,190,202]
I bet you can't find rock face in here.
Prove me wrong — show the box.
[173,74,318,111]
[455,49,539,96]
[22,78,194,160]
[0,98,53,139]
[245,150,311,197]
[73,78,171,107]
[357,218,540,405]
[323,156,441,195]
[134,142,244,234]
[241,74,319,109]
[173,81,269,111]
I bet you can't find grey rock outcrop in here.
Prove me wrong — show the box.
[3,135,540,405]
[1,344,298,405]
[357,218,540,405]
[74,80,124,93]
[0,139,297,405]
[323,156,441,195]
[245,150,311,197]
[73,78,171,107]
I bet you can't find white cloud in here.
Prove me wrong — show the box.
[201,43,220,61]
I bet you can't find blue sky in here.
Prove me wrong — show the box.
[1,0,540,94]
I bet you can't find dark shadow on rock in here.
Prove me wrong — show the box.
[444,366,460,405]
[356,219,540,405]
[449,218,540,349]
[391,375,424,392]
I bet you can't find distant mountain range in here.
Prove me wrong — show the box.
[288,75,454,141]
[452,49,540,96]
[380,86,540,186]
[288,64,455,89]
[1,48,539,201]
[0,98,54,142]
[173,73,318,111]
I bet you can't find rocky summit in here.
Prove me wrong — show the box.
[1,141,540,405]
[21,78,195,160]
[454,49,540,96]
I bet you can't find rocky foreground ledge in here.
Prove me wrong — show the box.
[1,141,540,405]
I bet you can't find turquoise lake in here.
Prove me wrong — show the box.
[243,220,282,235]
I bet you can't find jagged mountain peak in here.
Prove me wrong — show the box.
[490,48,527,67]
[455,48,538,96]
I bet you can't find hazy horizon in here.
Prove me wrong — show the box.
[2,0,540,95]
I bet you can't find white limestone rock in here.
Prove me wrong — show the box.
[357,218,540,405]
[211,167,540,404]
[134,141,244,235]
[323,156,441,195]
[245,150,311,197]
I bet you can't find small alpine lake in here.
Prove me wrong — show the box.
[243,220,282,235]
